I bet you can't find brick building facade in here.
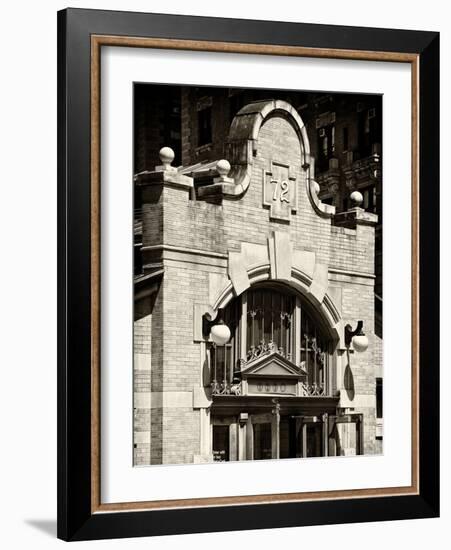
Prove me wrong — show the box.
[133,90,383,465]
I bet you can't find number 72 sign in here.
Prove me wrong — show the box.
[271,178,290,203]
[263,161,298,222]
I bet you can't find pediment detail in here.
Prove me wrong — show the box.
[241,351,305,379]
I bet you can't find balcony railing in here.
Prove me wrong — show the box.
[300,382,326,397]
[211,380,242,396]
[210,337,330,397]
[211,379,328,397]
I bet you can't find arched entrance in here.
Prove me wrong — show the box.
[209,282,342,461]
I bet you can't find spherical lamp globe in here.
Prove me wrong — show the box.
[210,322,231,346]
[352,334,369,353]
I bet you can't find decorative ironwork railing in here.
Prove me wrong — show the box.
[244,340,291,364]
[211,380,327,397]
[211,380,242,396]
[210,335,330,397]
[300,334,328,393]
[300,382,326,396]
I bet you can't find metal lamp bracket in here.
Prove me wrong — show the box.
[202,308,222,339]
[344,320,364,347]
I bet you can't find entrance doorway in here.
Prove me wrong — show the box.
[250,414,330,459]
[212,417,238,462]
[212,425,230,462]
[245,412,329,460]
[287,415,328,458]
[253,423,272,460]
[248,413,275,460]
[280,416,324,458]
[210,408,362,461]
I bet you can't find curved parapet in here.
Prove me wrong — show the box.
[228,99,310,158]
[308,178,336,218]
[198,100,309,198]
[198,99,334,219]
[228,99,310,196]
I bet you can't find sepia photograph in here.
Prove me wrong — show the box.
[132,84,383,466]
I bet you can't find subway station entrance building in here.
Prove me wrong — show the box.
[133,99,379,465]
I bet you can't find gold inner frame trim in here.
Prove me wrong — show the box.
[90,34,420,514]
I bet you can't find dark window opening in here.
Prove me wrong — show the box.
[134,244,143,276]
[317,124,335,172]
[229,94,245,124]
[362,186,377,213]
[198,107,212,146]
[376,378,383,418]
[343,126,349,151]
[358,107,381,158]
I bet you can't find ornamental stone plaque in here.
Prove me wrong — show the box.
[248,379,297,396]
[263,161,297,222]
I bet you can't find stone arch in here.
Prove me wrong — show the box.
[213,263,342,345]
[223,100,310,197]
[229,99,311,160]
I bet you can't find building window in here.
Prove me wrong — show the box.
[247,288,294,359]
[317,124,335,172]
[342,126,349,151]
[361,186,377,212]
[376,378,383,419]
[198,107,212,146]
[300,308,329,391]
[210,344,234,390]
[358,106,381,158]
[210,284,333,396]
[321,196,334,206]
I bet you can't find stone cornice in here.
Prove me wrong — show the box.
[333,207,378,228]
[140,244,227,259]
[135,169,193,191]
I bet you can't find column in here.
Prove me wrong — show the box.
[271,401,280,459]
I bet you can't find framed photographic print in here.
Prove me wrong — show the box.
[57,8,439,541]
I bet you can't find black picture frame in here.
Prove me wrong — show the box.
[57,8,439,541]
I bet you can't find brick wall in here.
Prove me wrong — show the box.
[134,298,152,465]
[340,278,377,454]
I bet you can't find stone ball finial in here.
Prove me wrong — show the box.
[159,146,175,167]
[350,190,363,208]
[216,159,231,177]
[312,180,320,195]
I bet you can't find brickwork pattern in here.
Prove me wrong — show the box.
[340,278,377,454]
[133,299,152,465]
